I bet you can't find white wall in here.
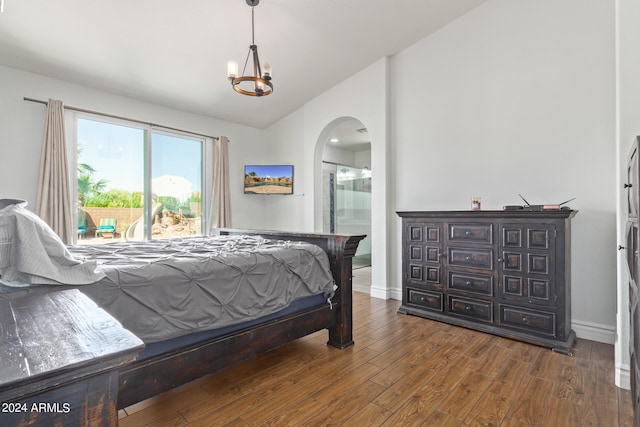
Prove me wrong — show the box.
[261,0,617,347]
[616,0,640,389]
[354,150,372,171]
[0,65,265,230]
[258,108,307,231]
[391,0,616,340]
[322,145,356,167]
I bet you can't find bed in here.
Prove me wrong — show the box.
[122,229,364,407]
[0,200,364,410]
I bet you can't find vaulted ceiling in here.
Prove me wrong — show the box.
[0,0,487,128]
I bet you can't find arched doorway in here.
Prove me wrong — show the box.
[316,117,372,293]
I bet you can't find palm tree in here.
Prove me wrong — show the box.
[78,162,95,176]
[78,174,109,203]
[77,156,108,204]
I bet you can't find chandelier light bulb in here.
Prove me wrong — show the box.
[227,61,239,79]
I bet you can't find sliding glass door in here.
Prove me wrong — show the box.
[75,116,204,243]
[150,132,203,240]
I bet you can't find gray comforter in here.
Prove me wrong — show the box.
[0,199,335,343]
[0,236,335,343]
[65,235,336,342]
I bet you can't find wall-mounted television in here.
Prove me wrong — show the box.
[244,165,294,195]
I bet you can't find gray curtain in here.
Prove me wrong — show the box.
[36,99,73,244]
[212,136,231,229]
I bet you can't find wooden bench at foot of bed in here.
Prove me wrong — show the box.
[117,229,365,410]
[0,289,143,427]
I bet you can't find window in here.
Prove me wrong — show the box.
[75,115,209,244]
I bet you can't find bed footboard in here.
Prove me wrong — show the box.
[219,229,365,349]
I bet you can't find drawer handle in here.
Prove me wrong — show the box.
[522,316,529,324]
[465,305,472,311]
[465,231,471,235]
[466,256,472,261]
[465,281,472,286]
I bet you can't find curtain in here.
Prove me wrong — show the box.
[211,136,231,229]
[35,99,73,244]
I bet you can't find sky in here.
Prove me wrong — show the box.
[78,118,202,199]
[244,165,293,179]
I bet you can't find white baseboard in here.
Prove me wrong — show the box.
[572,319,616,344]
[617,363,631,390]
[369,285,391,300]
[368,286,403,301]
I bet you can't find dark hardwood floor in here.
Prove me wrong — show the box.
[119,268,634,426]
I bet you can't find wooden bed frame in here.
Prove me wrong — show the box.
[116,229,365,409]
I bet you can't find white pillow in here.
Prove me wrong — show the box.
[0,199,105,285]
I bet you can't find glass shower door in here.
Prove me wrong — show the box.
[324,164,371,268]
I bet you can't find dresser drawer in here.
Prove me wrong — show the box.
[448,223,493,244]
[407,288,443,312]
[448,296,492,322]
[500,305,556,337]
[448,272,493,296]
[448,248,493,270]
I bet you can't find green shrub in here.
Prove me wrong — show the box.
[84,190,144,208]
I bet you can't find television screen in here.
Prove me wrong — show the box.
[244,165,294,195]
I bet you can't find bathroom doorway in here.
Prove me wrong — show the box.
[319,118,372,292]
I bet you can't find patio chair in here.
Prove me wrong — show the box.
[96,218,117,238]
[77,217,87,239]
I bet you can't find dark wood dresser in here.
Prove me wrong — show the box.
[624,136,640,426]
[397,210,576,354]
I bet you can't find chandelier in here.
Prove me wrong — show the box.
[227,0,273,97]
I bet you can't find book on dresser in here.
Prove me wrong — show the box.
[396,210,576,355]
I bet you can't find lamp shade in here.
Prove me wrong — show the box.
[227,61,239,79]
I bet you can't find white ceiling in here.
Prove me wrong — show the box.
[326,118,371,152]
[0,0,487,129]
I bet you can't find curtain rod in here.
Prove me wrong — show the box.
[23,97,219,141]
